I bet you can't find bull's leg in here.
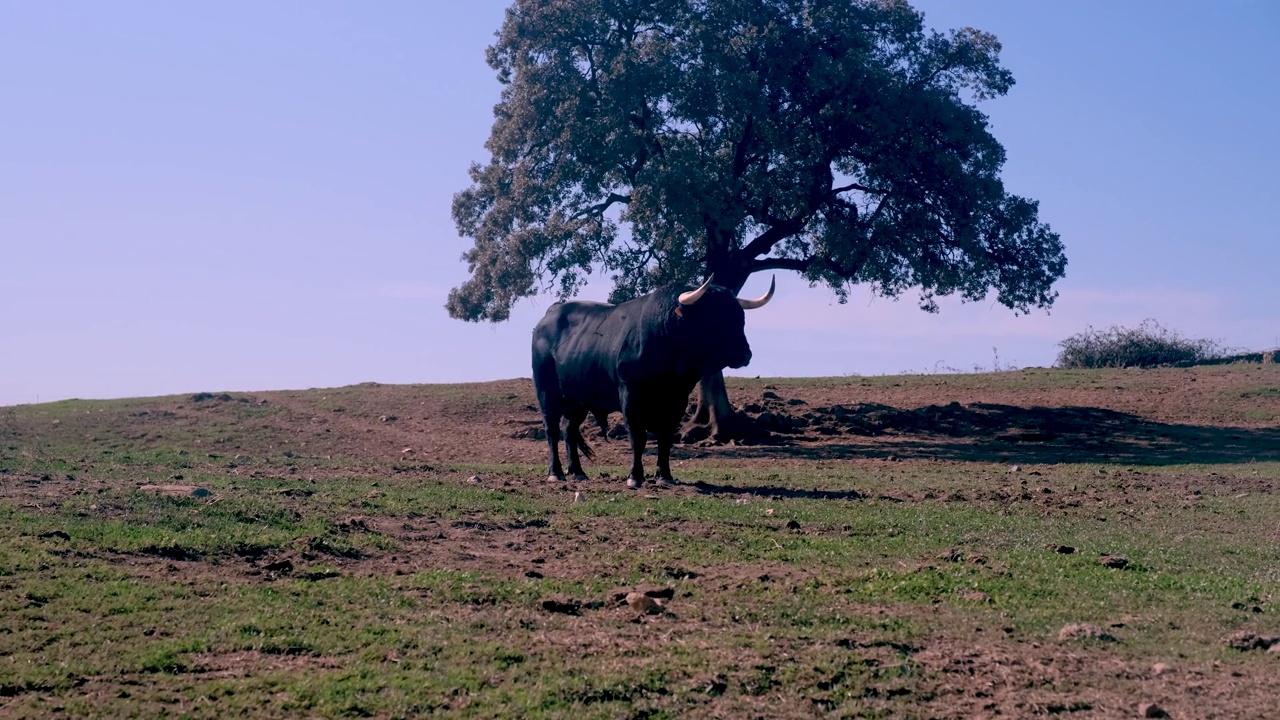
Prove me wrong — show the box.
[655,432,675,485]
[619,386,647,488]
[625,416,647,488]
[563,409,590,481]
[539,394,566,482]
[654,402,683,485]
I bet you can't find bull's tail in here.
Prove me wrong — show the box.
[567,424,595,460]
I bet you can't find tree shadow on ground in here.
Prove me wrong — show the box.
[698,402,1280,466]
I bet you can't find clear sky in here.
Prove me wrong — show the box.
[3,1,1277,406]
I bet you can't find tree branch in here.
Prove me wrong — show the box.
[831,181,884,195]
[751,252,865,279]
[751,256,812,273]
[740,217,806,260]
[575,192,630,220]
[731,116,755,181]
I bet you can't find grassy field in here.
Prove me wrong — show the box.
[1,366,1278,718]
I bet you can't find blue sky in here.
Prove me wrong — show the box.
[2,1,1277,406]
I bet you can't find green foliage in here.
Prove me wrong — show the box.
[1056,320,1226,369]
[449,0,1065,320]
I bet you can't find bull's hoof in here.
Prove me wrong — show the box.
[626,477,642,489]
[547,474,566,483]
[571,473,589,482]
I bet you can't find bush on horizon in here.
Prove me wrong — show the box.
[1056,320,1226,369]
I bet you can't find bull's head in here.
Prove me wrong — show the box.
[676,274,775,370]
[678,275,776,309]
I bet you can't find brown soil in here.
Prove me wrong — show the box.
[3,365,1278,717]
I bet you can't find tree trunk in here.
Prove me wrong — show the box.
[681,370,753,443]
[679,259,761,443]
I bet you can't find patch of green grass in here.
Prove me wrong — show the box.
[3,371,1279,717]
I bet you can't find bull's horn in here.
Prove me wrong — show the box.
[678,275,714,306]
[738,275,776,310]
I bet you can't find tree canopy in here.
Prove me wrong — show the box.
[449,0,1066,321]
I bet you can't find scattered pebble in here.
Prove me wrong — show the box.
[400,447,414,454]
[765,508,774,516]
[1057,623,1116,643]
[611,586,675,603]
[1151,663,1174,676]
[573,491,584,503]
[1138,701,1169,718]
[625,592,664,615]
[1226,630,1278,651]
[1009,465,1020,473]
[541,598,582,615]
[468,475,483,484]
[137,484,211,499]
[1099,554,1130,569]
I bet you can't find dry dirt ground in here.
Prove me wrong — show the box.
[2,365,1278,718]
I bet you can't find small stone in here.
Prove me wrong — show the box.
[1151,663,1174,676]
[468,475,483,484]
[541,597,582,615]
[625,592,664,615]
[1226,630,1278,651]
[1009,465,1020,473]
[1138,702,1168,718]
[137,484,212,499]
[573,491,583,502]
[1057,623,1116,643]
[1099,554,1130,569]
[765,508,774,516]
[611,586,675,603]
[400,447,414,454]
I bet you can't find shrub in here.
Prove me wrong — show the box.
[1056,320,1225,369]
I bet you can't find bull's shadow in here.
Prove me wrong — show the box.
[685,402,1280,466]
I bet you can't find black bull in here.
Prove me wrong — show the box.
[531,276,774,488]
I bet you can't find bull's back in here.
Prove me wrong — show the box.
[532,301,625,411]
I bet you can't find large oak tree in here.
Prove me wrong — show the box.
[449,0,1066,439]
